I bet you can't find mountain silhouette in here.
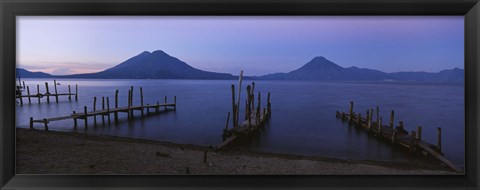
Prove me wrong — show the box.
[18,52,463,83]
[257,57,463,83]
[63,50,236,79]
[16,68,52,78]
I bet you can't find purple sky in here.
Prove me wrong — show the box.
[17,16,464,76]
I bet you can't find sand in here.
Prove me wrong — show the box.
[15,128,460,175]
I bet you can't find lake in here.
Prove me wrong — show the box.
[15,78,465,167]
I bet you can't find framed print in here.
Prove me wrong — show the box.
[1,0,479,189]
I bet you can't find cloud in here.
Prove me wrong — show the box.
[18,61,114,75]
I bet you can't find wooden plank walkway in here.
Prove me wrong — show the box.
[336,101,463,173]
[30,102,176,129]
[217,75,272,150]
[16,80,78,105]
[30,86,177,131]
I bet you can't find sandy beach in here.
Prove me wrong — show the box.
[16,128,459,175]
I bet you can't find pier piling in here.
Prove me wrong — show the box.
[68,85,72,100]
[389,110,395,128]
[54,80,59,103]
[43,118,48,131]
[140,87,144,116]
[348,101,354,122]
[164,96,167,110]
[417,126,422,140]
[102,97,105,124]
[26,86,31,104]
[18,86,23,105]
[378,117,382,134]
[114,90,119,122]
[231,84,236,126]
[437,127,442,153]
[37,84,40,104]
[73,111,77,128]
[75,84,78,101]
[93,97,97,124]
[45,82,50,103]
[84,106,88,129]
[127,90,132,120]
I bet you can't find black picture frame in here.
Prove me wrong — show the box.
[1,0,479,189]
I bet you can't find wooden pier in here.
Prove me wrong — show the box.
[217,71,272,150]
[336,101,463,172]
[29,86,176,130]
[16,80,78,105]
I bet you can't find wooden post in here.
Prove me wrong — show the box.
[236,70,244,124]
[54,80,59,103]
[246,85,252,128]
[26,86,31,104]
[174,96,177,110]
[399,121,404,130]
[140,87,144,116]
[102,96,105,124]
[410,131,417,148]
[251,82,255,96]
[257,92,261,118]
[127,90,131,120]
[231,84,236,126]
[263,108,266,122]
[29,117,33,129]
[45,82,50,103]
[114,90,119,122]
[251,82,255,112]
[437,127,442,152]
[18,86,23,105]
[107,97,111,124]
[75,84,78,101]
[43,118,48,131]
[22,81,26,89]
[68,85,72,100]
[417,126,422,140]
[378,117,382,134]
[376,106,379,124]
[389,110,394,128]
[164,96,167,110]
[129,86,134,118]
[356,113,361,125]
[348,101,354,122]
[368,109,373,130]
[73,111,77,128]
[245,100,248,120]
[225,112,230,131]
[391,130,396,143]
[84,106,88,129]
[93,97,97,124]
[37,84,40,104]
[250,93,255,114]
[267,92,271,116]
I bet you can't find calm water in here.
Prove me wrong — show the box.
[16,78,465,166]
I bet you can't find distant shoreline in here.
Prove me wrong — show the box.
[18,77,464,86]
[16,128,460,175]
